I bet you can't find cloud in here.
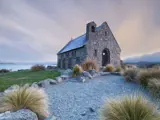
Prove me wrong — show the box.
[0,0,160,62]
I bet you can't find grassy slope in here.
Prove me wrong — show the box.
[0,70,60,91]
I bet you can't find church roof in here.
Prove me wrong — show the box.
[57,24,103,54]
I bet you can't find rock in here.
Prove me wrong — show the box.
[0,109,38,120]
[55,77,63,83]
[38,79,57,88]
[62,69,72,76]
[110,72,121,76]
[49,80,57,85]
[60,75,70,80]
[77,76,86,83]
[88,70,99,77]
[31,82,39,88]
[81,71,92,79]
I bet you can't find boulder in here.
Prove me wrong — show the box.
[88,70,99,77]
[60,75,70,80]
[31,82,39,88]
[55,77,63,83]
[81,71,92,79]
[38,79,57,88]
[0,109,38,120]
[61,69,72,76]
[77,71,92,82]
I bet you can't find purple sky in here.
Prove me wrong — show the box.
[0,0,160,62]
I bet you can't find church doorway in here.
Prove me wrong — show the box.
[102,48,110,66]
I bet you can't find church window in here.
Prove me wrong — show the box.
[94,49,97,57]
[91,26,95,32]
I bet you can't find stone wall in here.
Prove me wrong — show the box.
[86,22,121,67]
[57,46,87,69]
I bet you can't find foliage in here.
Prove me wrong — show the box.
[100,95,160,120]
[123,68,139,82]
[0,70,60,91]
[81,59,98,71]
[114,66,121,72]
[137,68,160,87]
[0,84,49,119]
[148,78,160,98]
[104,64,115,72]
[72,64,83,77]
[31,65,45,71]
[0,69,10,73]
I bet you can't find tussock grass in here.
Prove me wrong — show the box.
[104,64,115,72]
[81,59,98,71]
[0,84,49,119]
[123,68,139,82]
[100,95,160,120]
[72,64,83,77]
[137,68,160,87]
[31,65,45,71]
[114,66,121,72]
[148,78,160,98]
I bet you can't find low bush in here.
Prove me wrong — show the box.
[72,64,83,77]
[137,68,160,87]
[0,69,10,73]
[104,64,115,72]
[148,78,160,98]
[114,66,121,72]
[0,84,49,119]
[100,95,160,120]
[123,68,139,82]
[31,65,45,71]
[81,59,98,71]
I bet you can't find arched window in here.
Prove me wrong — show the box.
[91,26,95,32]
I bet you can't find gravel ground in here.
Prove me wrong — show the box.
[45,75,148,120]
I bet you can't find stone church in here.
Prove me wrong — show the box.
[57,21,121,69]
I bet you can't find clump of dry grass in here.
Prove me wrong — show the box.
[72,64,83,77]
[100,95,160,120]
[0,84,49,119]
[114,66,121,72]
[104,64,115,72]
[123,68,139,82]
[137,68,160,87]
[81,59,98,71]
[31,65,45,71]
[148,78,160,98]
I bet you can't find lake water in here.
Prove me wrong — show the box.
[0,63,56,71]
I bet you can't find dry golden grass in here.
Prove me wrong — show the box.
[100,95,160,120]
[104,64,115,72]
[137,68,160,87]
[123,68,139,82]
[0,84,49,119]
[72,64,83,77]
[81,59,98,71]
[114,66,121,72]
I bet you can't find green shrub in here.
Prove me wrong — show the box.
[81,59,98,71]
[72,64,83,77]
[148,78,160,98]
[137,68,160,87]
[104,64,115,72]
[100,95,160,120]
[31,65,45,71]
[0,84,49,119]
[123,68,139,82]
[0,69,10,73]
[114,66,121,72]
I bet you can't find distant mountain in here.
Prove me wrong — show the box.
[124,52,160,64]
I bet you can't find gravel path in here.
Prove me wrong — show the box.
[45,75,148,120]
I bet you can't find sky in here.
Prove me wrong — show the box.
[0,0,160,62]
